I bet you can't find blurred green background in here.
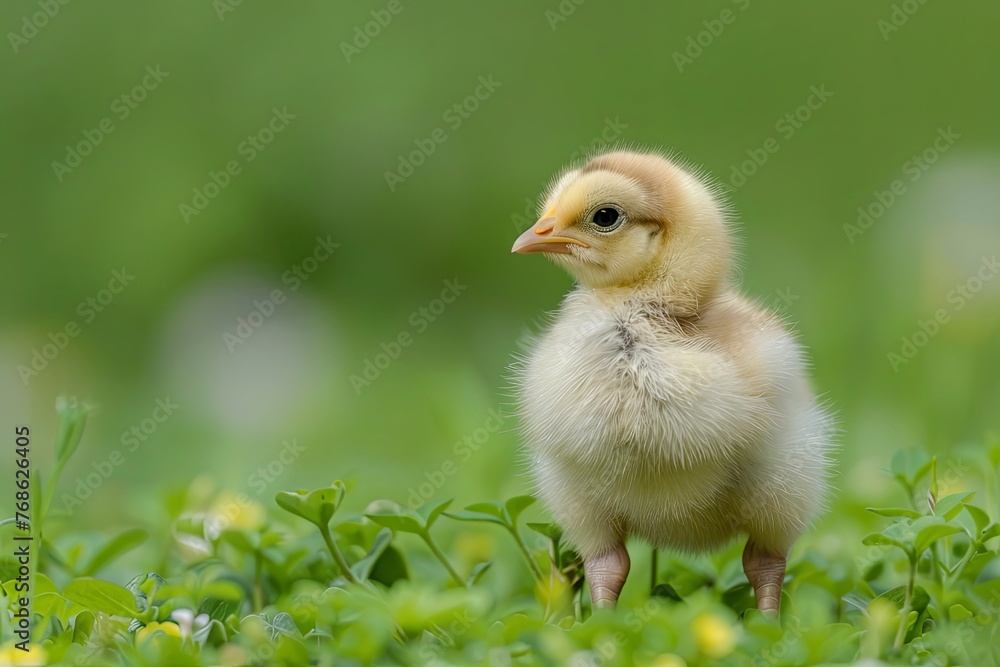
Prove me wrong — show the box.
[2,0,998,542]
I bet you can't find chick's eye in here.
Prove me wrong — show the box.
[592,207,620,228]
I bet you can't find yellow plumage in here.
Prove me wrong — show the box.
[511,148,833,614]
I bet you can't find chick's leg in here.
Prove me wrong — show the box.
[585,544,630,609]
[742,539,786,615]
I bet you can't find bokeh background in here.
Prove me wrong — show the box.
[2,1,999,559]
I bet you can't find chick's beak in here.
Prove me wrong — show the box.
[511,217,589,255]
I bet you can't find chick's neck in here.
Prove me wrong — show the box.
[579,276,728,321]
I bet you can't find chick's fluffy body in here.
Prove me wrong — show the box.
[515,150,832,562]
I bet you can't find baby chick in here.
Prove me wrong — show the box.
[511,149,832,614]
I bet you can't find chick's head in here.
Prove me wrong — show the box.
[512,149,735,314]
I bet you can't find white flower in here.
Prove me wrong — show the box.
[171,608,195,639]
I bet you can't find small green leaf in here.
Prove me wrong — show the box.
[153,584,189,602]
[365,509,425,534]
[54,397,92,469]
[369,544,409,586]
[915,523,964,554]
[275,482,346,528]
[950,603,974,621]
[558,548,581,571]
[199,597,241,624]
[934,492,975,521]
[842,591,872,612]
[651,583,683,601]
[965,505,991,534]
[63,579,139,617]
[527,522,563,542]
[419,499,453,529]
[981,523,1000,542]
[72,610,95,644]
[193,618,229,644]
[32,593,66,619]
[866,507,922,520]
[861,533,910,554]
[33,573,59,596]
[911,587,931,613]
[138,574,166,598]
[504,495,536,524]
[81,529,148,576]
[219,530,258,553]
[463,502,506,519]
[890,449,933,487]
[271,612,301,637]
[126,573,166,613]
[201,580,245,601]
[872,585,930,614]
[721,581,754,611]
[467,561,492,586]
[928,456,939,502]
[861,560,885,582]
[252,612,302,641]
[349,528,393,581]
[973,573,1000,601]
[260,532,282,548]
[446,502,507,526]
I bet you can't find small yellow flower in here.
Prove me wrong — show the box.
[535,571,571,611]
[0,642,49,665]
[136,621,182,645]
[206,492,266,536]
[650,654,687,667]
[693,613,737,659]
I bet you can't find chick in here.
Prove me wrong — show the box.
[511,149,832,614]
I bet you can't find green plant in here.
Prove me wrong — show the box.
[365,499,476,588]
[2,400,999,666]
[855,449,1000,657]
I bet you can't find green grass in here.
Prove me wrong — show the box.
[2,400,999,666]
